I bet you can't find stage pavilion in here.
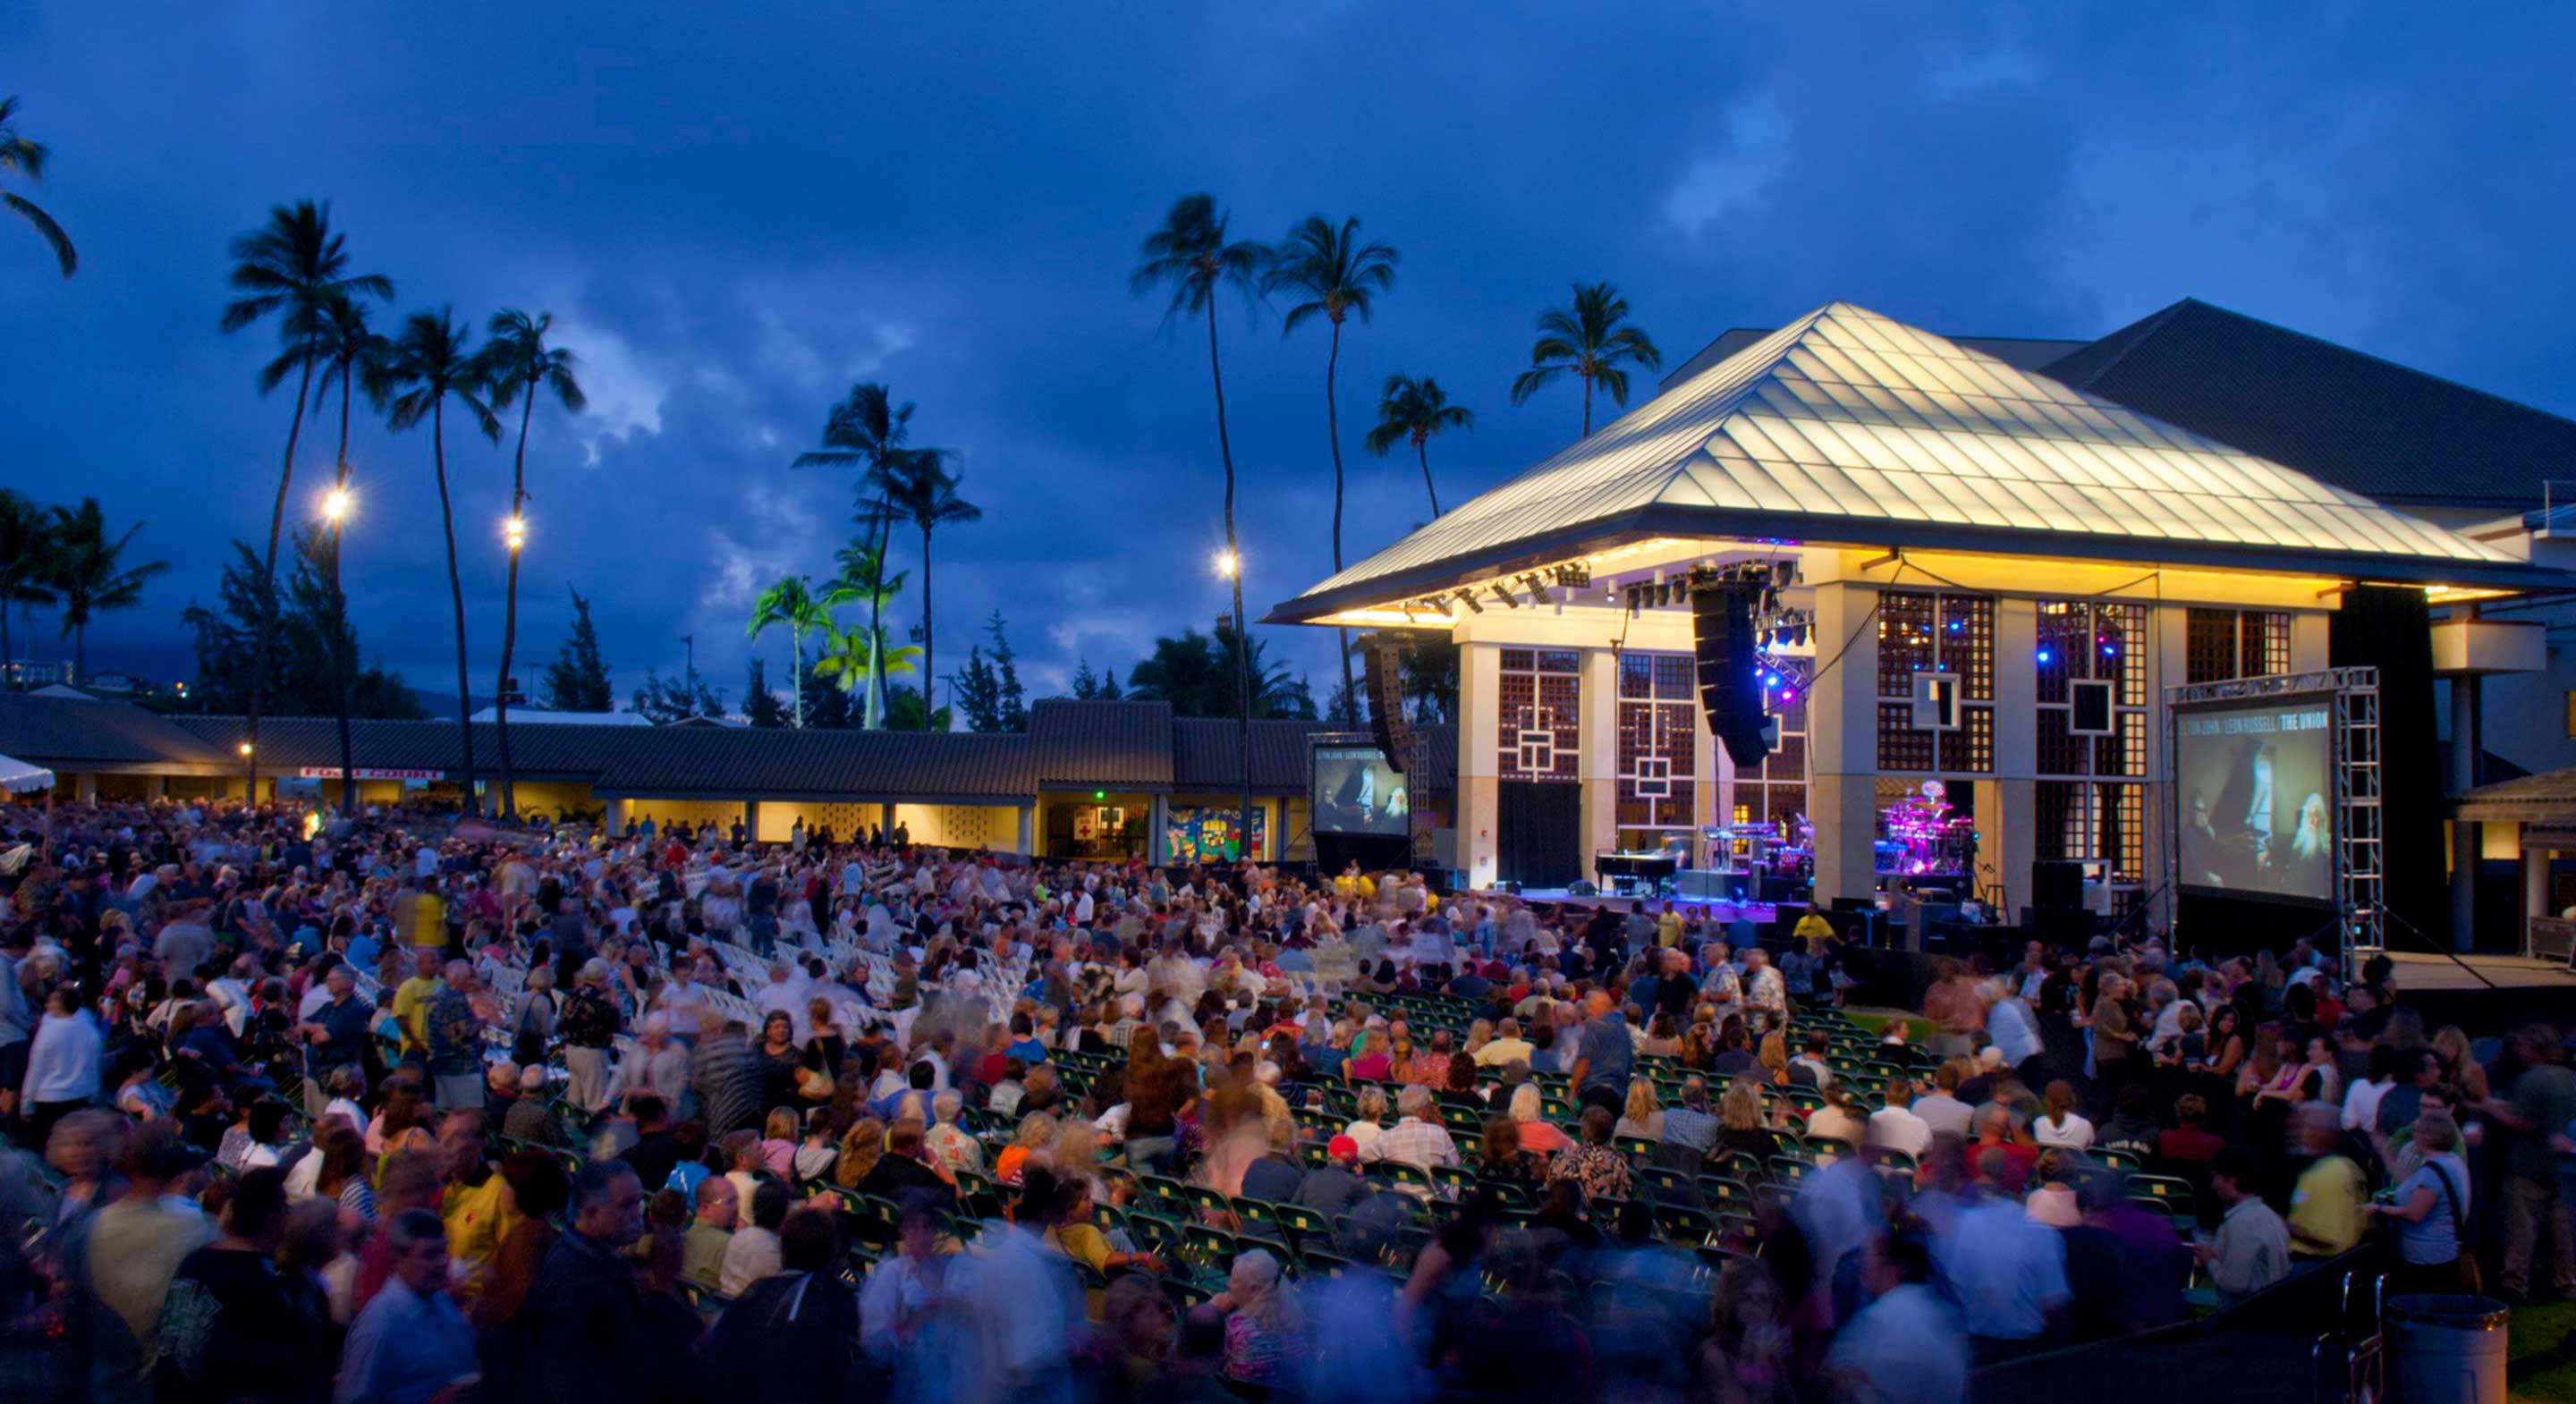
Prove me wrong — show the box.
[1267,302,2576,945]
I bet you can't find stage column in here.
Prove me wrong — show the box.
[606,798,630,838]
[1808,580,1879,906]
[1148,795,1169,867]
[2452,673,2480,952]
[2523,839,2547,952]
[1017,802,1035,858]
[1980,598,2039,917]
[1580,647,1618,881]
[1459,639,1502,888]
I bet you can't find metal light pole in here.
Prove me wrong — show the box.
[321,485,356,812]
[1218,549,1254,863]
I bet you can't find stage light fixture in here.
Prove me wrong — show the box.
[1523,573,1553,605]
[1491,584,1518,609]
[1456,589,1483,614]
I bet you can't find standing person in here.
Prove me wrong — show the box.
[2366,1112,2478,1298]
[2089,974,2139,1115]
[299,964,373,1121]
[86,1135,217,1396]
[2488,1024,2576,1302]
[1567,990,1633,1117]
[20,985,102,1141]
[157,1166,330,1404]
[558,960,619,1114]
[2285,1104,2365,1264]
[500,1162,659,1403]
[425,961,487,1111]
[1826,1234,1968,1404]
[335,1209,479,1404]
[2199,1147,2290,1307]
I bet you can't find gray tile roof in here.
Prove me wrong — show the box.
[2044,299,2576,512]
[1026,699,1174,789]
[170,715,1038,803]
[0,694,239,771]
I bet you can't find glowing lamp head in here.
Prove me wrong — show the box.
[237,741,254,757]
[1213,549,1239,579]
[322,486,352,523]
[504,516,528,551]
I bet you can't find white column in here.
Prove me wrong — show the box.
[1984,598,2038,915]
[1579,648,1619,872]
[1148,795,1170,866]
[1459,640,1502,886]
[1016,803,1035,857]
[1808,582,1879,906]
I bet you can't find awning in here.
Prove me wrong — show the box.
[0,754,54,794]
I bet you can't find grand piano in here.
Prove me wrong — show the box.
[1594,848,1680,894]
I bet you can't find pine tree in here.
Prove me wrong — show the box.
[538,588,614,711]
[744,658,788,727]
[629,668,725,723]
[987,610,1027,730]
[954,646,1004,732]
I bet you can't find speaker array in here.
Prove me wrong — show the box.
[1364,633,1414,774]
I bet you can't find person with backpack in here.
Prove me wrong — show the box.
[2368,1111,2478,1297]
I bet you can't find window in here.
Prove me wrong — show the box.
[1615,653,1698,839]
[1497,648,1580,782]
[2036,599,2148,882]
[1876,591,1993,773]
[1733,684,1808,833]
[2186,608,2292,683]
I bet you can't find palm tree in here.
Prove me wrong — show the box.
[811,619,919,705]
[823,536,906,728]
[0,490,56,685]
[1364,374,1473,518]
[220,200,393,799]
[481,309,585,819]
[747,575,835,727]
[47,498,167,684]
[1133,194,1266,850]
[0,97,74,276]
[1267,215,1397,728]
[792,384,912,728]
[309,292,386,809]
[385,307,501,814]
[874,451,981,727]
[1509,282,1663,437]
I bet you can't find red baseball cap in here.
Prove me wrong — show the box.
[1326,1135,1360,1163]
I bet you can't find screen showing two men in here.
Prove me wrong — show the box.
[2174,697,2334,902]
[1311,744,1408,836]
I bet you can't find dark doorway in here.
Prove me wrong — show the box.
[1497,780,1581,890]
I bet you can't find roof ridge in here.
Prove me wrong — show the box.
[2168,298,2576,431]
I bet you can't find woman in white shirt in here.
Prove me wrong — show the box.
[2032,1079,2095,1149]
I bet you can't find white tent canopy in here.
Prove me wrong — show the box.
[0,754,55,794]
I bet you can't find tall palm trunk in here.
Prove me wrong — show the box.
[867,510,893,728]
[1416,438,1443,516]
[790,626,804,728]
[1206,296,1255,858]
[1581,371,1594,438]
[919,522,935,727]
[495,390,533,819]
[327,367,359,812]
[72,625,82,684]
[430,398,479,816]
[1325,316,1357,729]
[3,602,13,688]
[248,358,317,803]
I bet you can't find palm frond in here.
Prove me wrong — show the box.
[4,192,72,275]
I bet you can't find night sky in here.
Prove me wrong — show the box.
[4,4,2572,715]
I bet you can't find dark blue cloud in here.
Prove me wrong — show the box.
[3,3,2572,709]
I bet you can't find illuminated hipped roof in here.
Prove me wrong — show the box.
[1272,302,2547,622]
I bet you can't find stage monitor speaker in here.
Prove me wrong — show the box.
[1364,632,1415,773]
[2030,859,2083,910]
[1692,578,1775,769]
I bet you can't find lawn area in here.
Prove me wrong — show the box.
[1842,1008,1932,1045]
[2511,1298,2576,1402]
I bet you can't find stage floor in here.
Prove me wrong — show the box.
[2385,951,2576,993]
[1513,888,1781,925]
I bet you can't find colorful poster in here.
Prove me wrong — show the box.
[1165,805,1265,863]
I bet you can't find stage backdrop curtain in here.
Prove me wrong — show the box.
[1496,780,1580,890]
[2329,586,2443,944]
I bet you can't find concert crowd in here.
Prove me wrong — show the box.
[0,792,2565,1404]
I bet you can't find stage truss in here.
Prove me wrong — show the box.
[2163,666,2384,984]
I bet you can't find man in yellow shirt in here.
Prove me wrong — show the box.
[435,1109,521,1298]
[397,877,447,951]
[1791,909,1835,949]
[1657,903,1685,948]
[2287,1104,2365,1260]
[392,947,444,1060]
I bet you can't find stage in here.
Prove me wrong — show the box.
[1511,888,1782,926]
[2384,951,2576,1032]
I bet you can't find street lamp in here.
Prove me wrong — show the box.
[237,741,253,757]
[1216,546,1252,862]
[321,486,351,524]
[504,515,527,552]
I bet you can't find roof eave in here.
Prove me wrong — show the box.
[1268,503,2571,623]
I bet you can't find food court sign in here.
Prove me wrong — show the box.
[296,766,445,781]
